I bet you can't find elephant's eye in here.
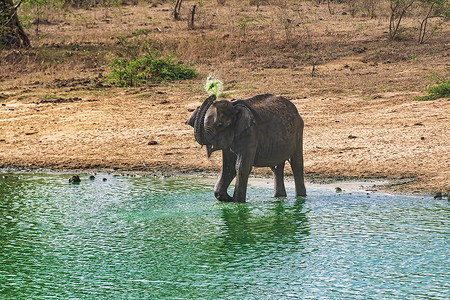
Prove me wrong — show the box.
[214,121,224,128]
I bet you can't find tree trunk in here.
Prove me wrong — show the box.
[173,0,182,21]
[327,0,334,15]
[0,0,30,49]
[418,3,434,44]
[188,4,196,29]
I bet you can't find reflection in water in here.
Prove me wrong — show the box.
[0,174,449,299]
[219,199,309,254]
[191,200,312,298]
[0,175,26,230]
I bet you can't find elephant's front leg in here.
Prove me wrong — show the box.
[232,149,256,202]
[214,149,237,202]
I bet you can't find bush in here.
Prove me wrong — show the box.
[415,80,450,101]
[107,50,198,87]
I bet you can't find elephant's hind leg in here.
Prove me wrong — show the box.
[271,162,287,197]
[290,149,306,197]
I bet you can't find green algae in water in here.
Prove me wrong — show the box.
[0,174,449,299]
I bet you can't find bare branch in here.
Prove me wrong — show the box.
[14,0,24,11]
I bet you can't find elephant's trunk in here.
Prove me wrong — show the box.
[194,94,216,145]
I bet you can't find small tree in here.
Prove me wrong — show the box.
[327,0,334,15]
[417,0,449,44]
[362,0,379,18]
[389,0,417,40]
[173,0,182,20]
[0,0,30,49]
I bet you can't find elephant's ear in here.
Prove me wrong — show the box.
[186,106,199,127]
[233,103,257,141]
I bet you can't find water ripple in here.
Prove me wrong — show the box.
[0,174,449,299]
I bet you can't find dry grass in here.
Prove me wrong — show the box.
[1,1,448,87]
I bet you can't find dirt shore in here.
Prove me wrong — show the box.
[0,2,449,196]
[0,77,448,195]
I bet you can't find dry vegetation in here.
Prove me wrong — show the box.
[0,0,449,195]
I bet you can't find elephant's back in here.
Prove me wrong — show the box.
[241,94,303,167]
[242,94,301,125]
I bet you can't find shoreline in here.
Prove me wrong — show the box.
[1,166,444,199]
[1,89,448,199]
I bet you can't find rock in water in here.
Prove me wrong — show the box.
[69,175,81,183]
[434,192,443,200]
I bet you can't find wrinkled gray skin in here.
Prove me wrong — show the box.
[186,94,306,202]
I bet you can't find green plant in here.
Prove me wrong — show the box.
[428,72,447,83]
[356,23,369,31]
[415,80,450,100]
[137,93,153,99]
[107,50,198,87]
[132,29,153,37]
[43,94,58,102]
[238,15,256,34]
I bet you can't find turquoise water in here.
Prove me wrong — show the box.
[0,174,448,299]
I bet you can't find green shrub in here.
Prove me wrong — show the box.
[415,80,450,101]
[132,29,153,37]
[107,50,197,87]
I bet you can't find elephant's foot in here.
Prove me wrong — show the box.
[273,191,287,198]
[214,192,233,202]
[296,190,307,197]
[232,195,247,203]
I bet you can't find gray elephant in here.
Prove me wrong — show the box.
[186,94,306,202]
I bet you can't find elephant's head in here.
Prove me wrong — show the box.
[187,96,243,157]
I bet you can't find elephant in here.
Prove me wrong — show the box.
[186,94,306,202]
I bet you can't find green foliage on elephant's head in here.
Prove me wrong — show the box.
[204,76,223,97]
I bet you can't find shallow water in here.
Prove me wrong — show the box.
[0,174,448,299]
